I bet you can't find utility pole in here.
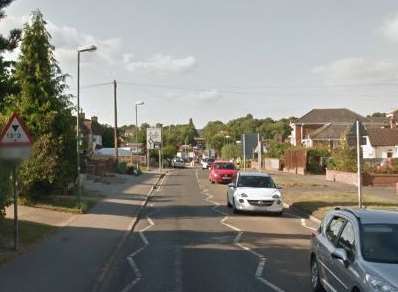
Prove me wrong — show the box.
[356,120,362,208]
[113,80,119,164]
[12,165,18,250]
[243,134,246,171]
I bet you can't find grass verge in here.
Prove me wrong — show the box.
[273,175,398,220]
[0,218,56,265]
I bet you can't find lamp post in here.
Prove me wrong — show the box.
[76,45,97,208]
[135,101,144,168]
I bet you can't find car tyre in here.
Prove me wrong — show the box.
[227,194,232,208]
[232,198,240,214]
[311,257,325,292]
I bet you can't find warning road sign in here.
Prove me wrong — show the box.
[0,113,33,160]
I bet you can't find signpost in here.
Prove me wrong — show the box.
[146,127,162,171]
[0,113,33,250]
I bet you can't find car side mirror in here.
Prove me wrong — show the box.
[228,183,235,188]
[332,248,349,267]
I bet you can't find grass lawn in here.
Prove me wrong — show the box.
[20,193,102,214]
[273,174,398,220]
[0,218,56,265]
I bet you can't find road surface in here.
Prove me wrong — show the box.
[100,168,316,292]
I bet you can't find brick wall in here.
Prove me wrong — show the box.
[363,173,398,186]
[326,169,359,186]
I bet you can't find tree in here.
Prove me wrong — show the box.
[0,0,21,111]
[221,144,241,160]
[6,10,76,199]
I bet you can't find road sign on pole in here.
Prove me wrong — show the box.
[146,127,162,170]
[0,113,33,250]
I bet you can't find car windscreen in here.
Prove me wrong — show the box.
[361,223,398,263]
[237,176,276,188]
[214,163,235,170]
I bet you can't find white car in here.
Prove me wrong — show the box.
[201,158,215,169]
[227,172,283,215]
[171,157,185,168]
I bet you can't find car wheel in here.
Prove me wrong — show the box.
[232,198,239,214]
[227,194,232,208]
[311,257,325,292]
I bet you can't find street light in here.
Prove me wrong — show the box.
[135,101,144,168]
[76,45,97,208]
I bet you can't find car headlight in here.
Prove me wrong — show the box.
[240,193,248,198]
[366,274,398,292]
[213,173,219,177]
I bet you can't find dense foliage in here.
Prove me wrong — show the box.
[221,144,241,160]
[327,141,357,172]
[264,141,290,159]
[306,147,331,174]
[2,11,76,200]
[0,0,21,217]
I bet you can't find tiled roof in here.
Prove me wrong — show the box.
[367,128,398,147]
[310,123,350,140]
[296,108,367,124]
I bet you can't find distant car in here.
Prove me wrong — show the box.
[310,208,398,292]
[208,161,237,184]
[226,172,283,215]
[201,158,215,169]
[171,157,185,168]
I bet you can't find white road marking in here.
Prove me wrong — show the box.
[120,172,169,292]
[301,218,317,232]
[195,169,286,292]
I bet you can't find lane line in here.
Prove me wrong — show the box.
[120,172,168,292]
[195,169,285,292]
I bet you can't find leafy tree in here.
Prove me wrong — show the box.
[221,144,241,160]
[0,0,21,111]
[327,141,357,172]
[5,11,76,199]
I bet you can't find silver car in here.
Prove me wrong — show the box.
[310,208,398,292]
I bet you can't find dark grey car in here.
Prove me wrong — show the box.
[310,208,398,292]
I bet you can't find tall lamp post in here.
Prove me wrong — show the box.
[76,45,97,208]
[135,101,144,168]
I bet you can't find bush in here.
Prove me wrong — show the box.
[265,141,290,159]
[221,144,241,160]
[327,142,357,172]
[0,162,12,218]
[116,161,128,174]
[306,147,331,174]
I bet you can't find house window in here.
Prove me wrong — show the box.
[387,151,393,158]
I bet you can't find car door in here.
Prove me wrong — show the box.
[227,174,238,204]
[333,221,358,292]
[318,216,346,292]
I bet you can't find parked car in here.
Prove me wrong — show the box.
[171,157,185,168]
[310,208,398,292]
[226,172,283,215]
[208,160,237,184]
[201,158,215,169]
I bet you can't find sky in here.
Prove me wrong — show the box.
[1,0,398,128]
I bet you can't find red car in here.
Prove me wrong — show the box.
[208,161,238,184]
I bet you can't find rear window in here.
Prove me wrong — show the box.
[361,224,398,264]
[214,163,235,170]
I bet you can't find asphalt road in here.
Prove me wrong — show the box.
[100,168,316,292]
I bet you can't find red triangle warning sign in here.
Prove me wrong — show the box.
[0,113,33,147]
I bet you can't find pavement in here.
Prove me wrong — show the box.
[0,173,159,292]
[99,168,318,292]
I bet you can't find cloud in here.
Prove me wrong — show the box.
[381,13,398,42]
[312,57,398,82]
[125,54,197,74]
[165,89,221,102]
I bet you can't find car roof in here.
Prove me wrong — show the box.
[335,208,398,225]
[238,171,270,177]
[214,160,233,163]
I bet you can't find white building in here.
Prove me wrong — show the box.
[362,128,398,159]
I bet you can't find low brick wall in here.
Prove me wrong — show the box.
[263,158,281,170]
[326,169,359,186]
[363,173,398,186]
[283,167,306,175]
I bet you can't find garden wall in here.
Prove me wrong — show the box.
[326,169,359,186]
[363,173,398,186]
[263,158,281,170]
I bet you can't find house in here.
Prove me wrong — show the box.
[386,109,398,128]
[81,114,103,155]
[362,128,398,159]
[290,108,368,149]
